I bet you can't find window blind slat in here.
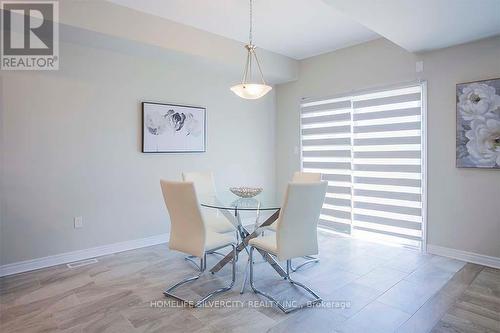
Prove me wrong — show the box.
[353,195,422,208]
[324,203,352,211]
[320,215,351,225]
[304,162,351,170]
[352,225,422,241]
[353,164,421,173]
[327,186,352,195]
[354,136,421,146]
[353,107,421,121]
[353,183,420,194]
[303,150,351,158]
[354,101,421,114]
[353,189,421,202]
[302,138,351,146]
[353,214,421,230]
[353,122,421,134]
[353,222,422,239]
[324,197,352,207]
[301,110,351,124]
[353,92,421,109]
[319,220,351,234]
[352,170,421,180]
[302,125,351,135]
[353,151,421,159]
[322,174,352,182]
[353,176,421,187]
[322,208,351,220]
[301,100,351,113]
[354,201,421,217]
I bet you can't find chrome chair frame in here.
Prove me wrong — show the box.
[248,246,322,313]
[164,243,236,307]
[185,251,226,270]
[290,255,319,272]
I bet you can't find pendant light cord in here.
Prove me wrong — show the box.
[249,0,253,45]
[240,0,267,86]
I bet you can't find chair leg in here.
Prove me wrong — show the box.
[184,249,230,269]
[240,257,250,294]
[249,247,322,313]
[290,255,320,272]
[184,255,202,270]
[235,230,240,262]
[164,244,236,307]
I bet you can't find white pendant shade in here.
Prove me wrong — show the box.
[230,83,272,100]
[231,0,271,100]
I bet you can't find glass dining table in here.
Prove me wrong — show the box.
[198,191,287,293]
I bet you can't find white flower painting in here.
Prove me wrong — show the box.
[457,78,500,168]
[142,102,206,153]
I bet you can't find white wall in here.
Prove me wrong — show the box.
[275,37,500,258]
[0,36,276,265]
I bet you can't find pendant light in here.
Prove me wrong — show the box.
[230,0,272,99]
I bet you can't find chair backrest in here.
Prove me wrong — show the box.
[182,171,216,197]
[292,171,322,182]
[276,181,327,260]
[160,180,206,257]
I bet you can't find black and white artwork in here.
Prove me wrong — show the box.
[456,78,500,168]
[142,102,206,153]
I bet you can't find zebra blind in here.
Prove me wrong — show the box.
[300,84,424,248]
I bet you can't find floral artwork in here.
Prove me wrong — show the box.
[142,102,206,153]
[456,78,500,168]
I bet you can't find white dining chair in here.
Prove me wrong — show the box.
[182,171,236,234]
[248,181,327,313]
[265,172,322,233]
[160,180,236,307]
[291,171,322,271]
[264,171,322,271]
[182,171,238,267]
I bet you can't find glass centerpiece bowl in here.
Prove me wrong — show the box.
[229,187,263,198]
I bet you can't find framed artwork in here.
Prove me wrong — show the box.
[142,102,206,153]
[456,78,500,168]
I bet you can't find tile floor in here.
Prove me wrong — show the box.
[1,230,496,333]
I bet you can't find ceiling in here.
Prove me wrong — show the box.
[108,0,500,59]
[324,0,500,52]
[106,0,379,60]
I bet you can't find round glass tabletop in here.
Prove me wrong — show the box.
[199,191,281,211]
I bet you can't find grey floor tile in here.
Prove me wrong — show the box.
[326,282,384,317]
[334,301,410,333]
[404,264,455,292]
[355,267,409,292]
[377,279,441,314]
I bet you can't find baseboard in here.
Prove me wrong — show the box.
[0,233,170,277]
[427,244,500,269]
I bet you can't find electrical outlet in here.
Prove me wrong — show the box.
[74,216,83,229]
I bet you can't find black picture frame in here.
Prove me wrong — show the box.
[142,101,207,153]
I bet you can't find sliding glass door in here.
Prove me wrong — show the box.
[300,83,426,249]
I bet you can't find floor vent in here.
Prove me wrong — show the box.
[66,258,98,269]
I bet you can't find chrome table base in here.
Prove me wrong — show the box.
[209,209,283,275]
